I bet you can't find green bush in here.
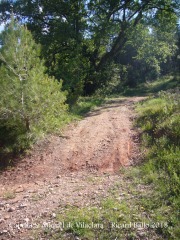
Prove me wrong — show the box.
[0,19,67,163]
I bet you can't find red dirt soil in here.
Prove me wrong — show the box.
[0,97,145,240]
[0,97,143,190]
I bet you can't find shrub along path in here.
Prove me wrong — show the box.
[0,97,149,240]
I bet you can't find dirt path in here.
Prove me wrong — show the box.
[0,97,145,240]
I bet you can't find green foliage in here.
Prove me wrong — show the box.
[0,0,179,95]
[0,19,67,158]
[71,96,105,116]
[116,21,178,88]
[135,87,180,237]
[116,74,179,97]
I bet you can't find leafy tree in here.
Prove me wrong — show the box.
[0,19,67,151]
[0,0,88,100]
[0,0,179,95]
[115,20,178,87]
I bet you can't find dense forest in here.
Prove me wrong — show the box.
[0,0,179,95]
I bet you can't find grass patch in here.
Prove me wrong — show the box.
[70,96,105,116]
[122,75,179,97]
[39,170,175,240]
[134,87,180,238]
[3,190,16,199]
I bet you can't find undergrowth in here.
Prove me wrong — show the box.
[95,74,179,97]
[135,87,180,238]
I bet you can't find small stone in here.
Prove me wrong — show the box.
[0,203,5,207]
[42,211,48,217]
[4,215,10,220]
[113,208,118,211]
[0,230,8,235]
[52,213,56,218]
[28,237,35,240]
[137,231,146,237]
[10,198,20,204]
[23,195,30,198]
[24,218,30,223]
[75,237,80,240]
[19,223,24,228]
[137,227,144,231]
[56,175,61,179]
[8,207,15,212]
[119,193,126,196]
[19,203,28,209]
[15,187,24,193]
[28,190,36,193]
[0,219,4,224]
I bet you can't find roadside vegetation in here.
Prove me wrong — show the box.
[70,97,105,117]
[0,20,67,168]
[135,84,180,239]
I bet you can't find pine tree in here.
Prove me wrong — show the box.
[0,19,67,150]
